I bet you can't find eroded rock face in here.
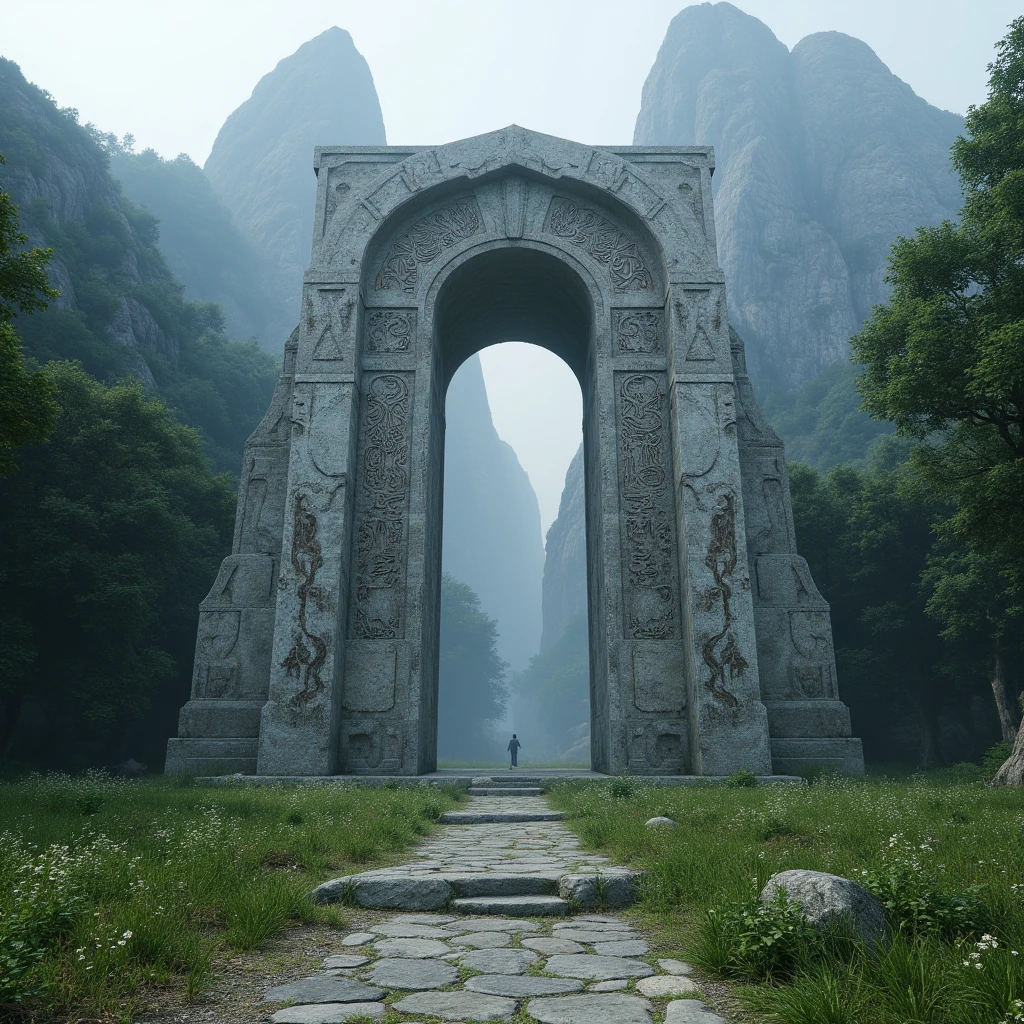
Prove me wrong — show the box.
[760,868,887,945]
[633,2,963,388]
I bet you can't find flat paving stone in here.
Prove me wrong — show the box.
[453,895,569,916]
[591,980,630,991]
[340,931,377,946]
[397,913,458,924]
[444,917,542,933]
[552,929,640,944]
[366,957,460,990]
[322,955,370,969]
[391,990,517,1021]
[658,958,695,976]
[522,937,586,955]
[374,921,452,938]
[440,811,565,823]
[270,1003,385,1023]
[664,1000,727,1023]
[264,976,385,1005]
[370,937,450,959]
[450,930,512,948]
[527,993,653,1024]
[544,954,655,981]
[465,975,585,996]
[459,947,538,974]
[593,939,650,956]
[558,920,633,930]
[635,975,700,997]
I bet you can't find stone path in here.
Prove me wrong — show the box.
[269,778,727,1023]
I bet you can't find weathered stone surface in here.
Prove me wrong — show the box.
[445,917,542,932]
[645,816,676,828]
[452,895,568,916]
[450,931,512,948]
[264,976,384,1004]
[657,958,694,976]
[593,939,649,957]
[391,991,516,1021]
[558,874,638,910]
[459,947,537,974]
[527,993,653,1024]
[370,937,451,959]
[366,957,459,990]
[664,1000,727,1024]
[635,975,699,997]
[761,869,887,945]
[552,929,640,945]
[441,811,565,824]
[591,979,629,991]
[310,874,453,910]
[522,937,586,955]
[544,955,654,981]
[465,975,585,996]
[340,932,377,946]
[375,921,452,938]
[270,1003,385,1023]
[322,955,370,969]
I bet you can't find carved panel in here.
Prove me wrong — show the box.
[674,289,722,362]
[366,309,416,353]
[307,287,354,362]
[546,197,652,291]
[350,374,413,639]
[614,309,663,354]
[616,374,681,640]
[502,176,529,238]
[374,198,481,292]
[787,611,837,699]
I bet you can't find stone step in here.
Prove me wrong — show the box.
[467,786,544,795]
[439,810,566,824]
[452,894,570,916]
[474,776,544,784]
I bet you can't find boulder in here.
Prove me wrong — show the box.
[760,869,886,945]
[645,816,676,828]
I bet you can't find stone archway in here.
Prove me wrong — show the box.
[165,127,864,778]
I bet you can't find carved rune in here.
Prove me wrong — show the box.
[615,310,662,353]
[280,494,329,704]
[547,198,652,291]
[352,375,412,638]
[366,310,415,353]
[618,374,678,639]
[701,489,744,707]
[375,198,480,292]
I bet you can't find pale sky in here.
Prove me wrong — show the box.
[3,0,1016,532]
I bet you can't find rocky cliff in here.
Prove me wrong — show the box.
[634,1,964,387]
[203,30,545,669]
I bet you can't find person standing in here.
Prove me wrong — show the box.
[507,734,521,769]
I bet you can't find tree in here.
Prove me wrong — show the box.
[0,363,234,762]
[0,156,57,475]
[437,574,508,761]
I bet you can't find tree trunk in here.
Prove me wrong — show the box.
[0,692,23,758]
[991,648,1018,744]
[992,714,1024,785]
[915,698,944,769]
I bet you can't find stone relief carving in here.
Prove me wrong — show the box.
[618,374,679,639]
[308,287,354,362]
[502,176,528,238]
[698,488,747,708]
[366,310,416,353]
[351,374,412,639]
[374,198,481,292]
[614,309,663,354]
[683,383,737,480]
[280,494,329,704]
[675,290,720,362]
[787,610,837,699]
[546,197,652,291]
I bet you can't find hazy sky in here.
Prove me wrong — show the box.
[4,0,1017,531]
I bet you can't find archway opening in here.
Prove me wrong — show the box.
[431,246,597,770]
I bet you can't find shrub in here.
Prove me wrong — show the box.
[983,742,1013,778]
[609,777,638,799]
[726,769,757,788]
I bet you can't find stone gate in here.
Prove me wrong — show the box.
[165,127,863,777]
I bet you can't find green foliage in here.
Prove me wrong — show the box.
[0,363,235,761]
[609,777,638,799]
[0,157,57,476]
[693,891,821,981]
[726,769,758,788]
[437,574,508,761]
[984,742,1014,777]
[0,774,464,1015]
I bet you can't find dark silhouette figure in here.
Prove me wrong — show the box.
[507,733,521,768]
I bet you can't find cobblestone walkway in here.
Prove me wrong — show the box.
[266,783,727,1023]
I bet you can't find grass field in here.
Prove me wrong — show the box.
[548,772,1024,1023]
[0,773,464,1020]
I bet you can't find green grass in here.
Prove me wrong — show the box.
[0,772,465,1020]
[548,773,1024,1023]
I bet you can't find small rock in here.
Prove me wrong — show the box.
[544,954,654,981]
[657,959,694,976]
[635,975,699,997]
[366,957,459,990]
[527,992,653,1023]
[391,990,517,1021]
[270,1003,385,1023]
[340,931,377,946]
[370,937,451,959]
[558,874,638,910]
[645,816,676,827]
[591,979,629,991]
[459,947,537,974]
[664,1000,727,1023]
[593,939,649,957]
[760,869,887,946]
[322,955,370,969]
[264,977,384,1005]
[465,975,585,996]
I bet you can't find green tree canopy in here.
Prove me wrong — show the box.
[0,155,57,475]
[0,362,235,762]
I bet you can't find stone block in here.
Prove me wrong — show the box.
[558,873,639,909]
[770,737,865,775]
[761,869,886,946]
[763,700,851,738]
